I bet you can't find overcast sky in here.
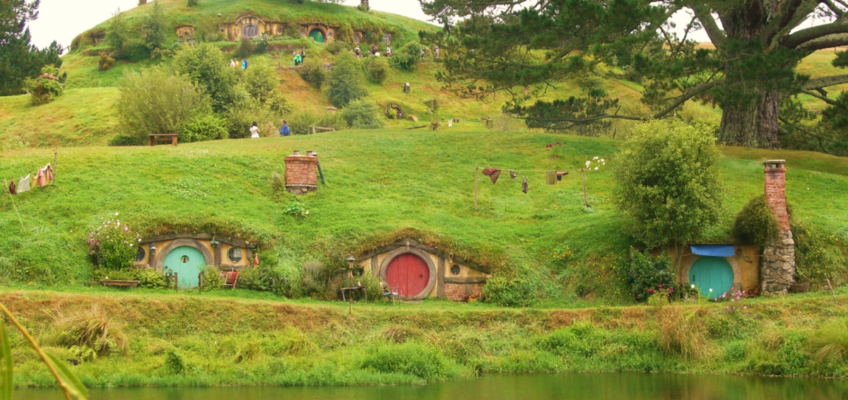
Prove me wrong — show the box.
[26,0,823,51]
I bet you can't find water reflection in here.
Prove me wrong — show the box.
[16,373,848,400]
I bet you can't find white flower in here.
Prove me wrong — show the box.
[130,244,134,247]
[593,156,599,160]
[709,288,713,292]
[305,211,310,215]
[585,161,591,167]
[691,284,695,289]
[115,212,119,216]
[594,167,598,170]
[600,159,605,162]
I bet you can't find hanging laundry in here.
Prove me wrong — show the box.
[509,170,517,179]
[557,171,569,181]
[17,174,32,193]
[36,164,54,187]
[482,168,501,184]
[522,177,528,194]
[8,180,16,195]
[448,120,453,128]
[546,170,557,185]
[253,255,260,267]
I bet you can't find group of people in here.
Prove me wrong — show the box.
[292,50,307,66]
[230,58,248,70]
[250,121,291,139]
[351,44,440,59]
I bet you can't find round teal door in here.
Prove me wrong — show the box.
[308,29,325,43]
[163,246,206,289]
[689,257,734,299]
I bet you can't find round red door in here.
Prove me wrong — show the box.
[386,253,430,298]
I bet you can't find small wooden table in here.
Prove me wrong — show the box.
[148,134,179,146]
[100,279,141,288]
[339,285,367,303]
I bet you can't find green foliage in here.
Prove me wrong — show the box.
[283,109,346,135]
[116,67,209,143]
[201,266,223,291]
[482,276,535,307]
[805,318,848,364]
[627,249,675,302]
[46,304,128,355]
[173,43,239,113]
[236,37,256,58]
[361,343,459,381]
[327,40,348,55]
[732,195,781,248]
[243,60,290,113]
[165,349,186,374]
[68,345,97,363]
[340,99,385,129]
[132,268,171,289]
[87,217,140,271]
[612,120,724,248]
[283,201,309,218]
[0,319,11,400]
[23,65,63,105]
[363,56,389,83]
[179,114,228,143]
[297,60,326,89]
[106,10,131,57]
[792,219,847,285]
[223,96,280,139]
[141,0,167,51]
[108,134,143,147]
[187,0,200,6]
[389,41,422,71]
[328,52,367,107]
[98,52,115,71]
[0,0,64,96]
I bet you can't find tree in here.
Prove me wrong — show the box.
[0,0,63,95]
[328,52,367,107]
[116,67,209,143]
[106,9,131,57]
[243,60,290,113]
[612,120,724,253]
[173,43,239,112]
[419,0,848,151]
[141,0,166,51]
[24,64,62,104]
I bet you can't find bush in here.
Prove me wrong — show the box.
[236,37,256,58]
[361,343,459,381]
[340,99,385,129]
[45,304,128,355]
[98,52,116,71]
[327,40,348,55]
[200,266,223,291]
[243,60,290,113]
[656,306,711,360]
[116,67,209,143]
[87,217,140,271]
[482,276,535,307]
[106,10,130,57]
[223,96,281,139]
[732,195,781,248]
[297,61,326,89]
[328,52,367,107]
[187,0,199,6]
[793,219,847,284]
[165,349,186,374]
[141,1,166,51]
[613,120,724,249]
[24,65,63,105]
[628,249,675,302]
[805,318,848,364]
[284,109,346,135]
[173,43,239,112]
[180,114,228,143]
[388,41,423,71]
[364,56,389,83]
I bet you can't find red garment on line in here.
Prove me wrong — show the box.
[482,168,501,184]
[36,164,54,187]
[8,180,15,195]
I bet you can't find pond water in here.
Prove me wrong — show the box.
[17,372,848,400]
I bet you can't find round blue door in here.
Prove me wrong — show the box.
[689,256,734,299]
[163,246,205,289]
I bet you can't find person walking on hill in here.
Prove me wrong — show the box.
[386,45,392,57]
[230,59,236,68]
[250,121,260,139]
[370,43,378,55]
[242,58,248,70]
[434,44,440,59]
[300,50,307,64]
[293,52,302,66]
[280,120,291,137]
[354,45,361,58]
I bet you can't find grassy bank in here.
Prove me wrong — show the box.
[2,288,847,388]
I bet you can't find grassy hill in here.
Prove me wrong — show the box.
[1,128,846,295]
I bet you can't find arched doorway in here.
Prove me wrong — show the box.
[386,253,430,298]
[308,28,325,43]
[243,24,258,38]
[163,246,205,289]
[689,257,734,299]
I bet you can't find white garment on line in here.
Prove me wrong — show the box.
[17,174,32,193]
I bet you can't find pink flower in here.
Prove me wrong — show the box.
[722,293,726,298]
[731,299,735,302]
[736,296,741,301]
[743,306,747,309]
[726,306,730,310]
[659,284,663,288]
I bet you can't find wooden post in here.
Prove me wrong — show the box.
[52,145,58,186]
[4,178,25,231]
[474,167,479,209]
[825,273,837,303]
[582,168,588,207]
[174,273,179,291]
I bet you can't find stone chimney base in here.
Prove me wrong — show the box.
[761,231,796,295]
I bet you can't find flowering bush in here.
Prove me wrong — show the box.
[283,201,309,218]
[87,213,140,270]
[628,248,676,302]
[712,289,750,311]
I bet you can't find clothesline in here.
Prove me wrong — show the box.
[475,167,565,173]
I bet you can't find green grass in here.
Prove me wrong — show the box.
[2,288,847,388]
[1,128,846,289]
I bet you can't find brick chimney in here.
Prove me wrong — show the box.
[285,150,318,195]
[761,160,795,295]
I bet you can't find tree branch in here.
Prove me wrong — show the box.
[803,74,848,89]
[782,21,848,48]
[801,89,840,105]
[797,33,848,51]
[689,3,726,46]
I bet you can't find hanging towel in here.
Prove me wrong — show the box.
[557,171,568,181]
[36,164,54,187]
[546,170,557,185]
[17,174,31,193]
[509,170,517,179]
[482,168,501,184]
[253,255,260,267]
[522,177,528,194]
[9,180,16,195]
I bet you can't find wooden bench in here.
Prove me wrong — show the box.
[99,279,141,288]
[148,134,178,146]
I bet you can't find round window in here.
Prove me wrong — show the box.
[135,247,146,262]
[181,255,190,263]
[450,265,461,275]
[228,248,243,263]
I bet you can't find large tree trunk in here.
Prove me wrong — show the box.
[720,104,758,146]
[757,90,781,149]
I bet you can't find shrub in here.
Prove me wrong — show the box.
[791,218,846,284]
[223,96,281,139]
[732,195,781,248]
[340,99,385,129]
[805,318,848,364]
[141,0,166,51]
[106,10,130,57]
[656,306,710,360]
[364,56,389,83]
[256,34,270,54]
[98,52,116,71]
[24,65,63,105]
[116,67,209,143]
[132,268,170,289]
[187,0,199,6]
[327,40,348,55]
[165,349,186,374]
[180,114,228,143]
[628,249,675,302]
[173,43,239,112]
[613,120,724,249]
[243,60,290,113]
[45,304,128,355]
[284,109,346,135]
[297,61,326,89]
[361,343,458,381]
[236,37,256,58]
[328,52,367,107]
[482,276,535,307]
[388,41,423,71]
[201,266,223,291]
[87,216,140,271]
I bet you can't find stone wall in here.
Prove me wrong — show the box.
[285,150,318,195]
[445,282,484,301]
[761,160,795,295]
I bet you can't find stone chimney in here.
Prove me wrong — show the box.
[285,150,318,195]
[761,160,795,295]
